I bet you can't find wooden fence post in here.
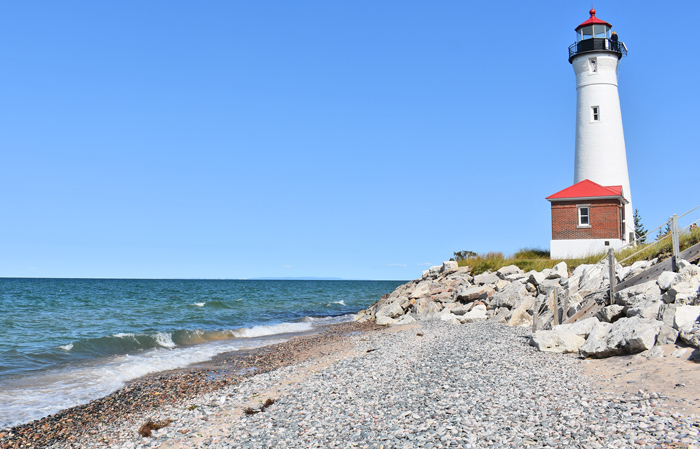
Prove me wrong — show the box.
[562,288,569,322]
[671,214,681,272]
[608,249,616,306]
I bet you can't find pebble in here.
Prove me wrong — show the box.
[7,321,700,448]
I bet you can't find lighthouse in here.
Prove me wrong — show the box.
[547,10,634,259]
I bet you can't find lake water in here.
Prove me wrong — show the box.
[0,278,403,429]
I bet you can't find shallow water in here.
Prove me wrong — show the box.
[0,278,403,429]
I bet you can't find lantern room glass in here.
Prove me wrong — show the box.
[577,25,610,42]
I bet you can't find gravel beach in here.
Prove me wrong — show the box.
[4,321,700,448]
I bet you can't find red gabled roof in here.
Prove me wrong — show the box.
[546,179,626,202]
[575,9,613,31]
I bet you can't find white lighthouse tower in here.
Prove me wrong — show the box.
[547,10,635,259]
[570,9,634,242]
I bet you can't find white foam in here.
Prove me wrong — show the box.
[232,322,314,338]
[58,343,73,351]
[192,302,205,307]
[113,333,135,339]
[0,334,293,429]
[154,332,176,348]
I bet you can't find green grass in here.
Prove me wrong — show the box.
[455,227,700,276]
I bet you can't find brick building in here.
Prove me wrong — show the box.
[547,179,628,259]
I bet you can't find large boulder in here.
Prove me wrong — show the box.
[412,297,442,319]
[530,329,585,353]
[615,281,663,309]
[491,282,529,309]
[376,301,405,320]
[596,304,625,323]
[473,272,500,286]
[458,304,487,323]
[555,317,600,338]
[440,261,458,274]
[657,271,677,291]
[497,265,524,280]
[626,299,663,320]
[528,271,546,287]
[547,262,568,279]
[508,297,535,327]
[579,317,663,358]
[454,285,495,303]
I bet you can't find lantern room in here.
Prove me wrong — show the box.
[568,9,626,62]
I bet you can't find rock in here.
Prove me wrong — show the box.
[490,307,512,323]
[491,282,529,309]
[596,304,625,323]
[528,272,546,287]
[547,262,568,279]
[579,263,607,291]
[438,309,460,325]
[457,304,487,323]
[454,285,495,303]
[664,282,700,305]
[440,261,458,274]
[422,270,430,279]
[473,272,500,286]
[669,305,700,332]
[412,297,442,319]
[579,317,663,358]
[616,266,631,283]
[428,265,441,277]
[530,329,586,353]
[494,279,510,292]
[626,299,663,320]
[376,315,395,326]
[496,265,523,280]
[615,281,663,309]
[554,316,599,338]
[656,324,679,345]
[657,271,677,291]
[409,282,431,299]
[376,301,404,319]
[450,303,474,316]
[507,297,535,327]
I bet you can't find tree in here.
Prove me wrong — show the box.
[656,223,672,241]
[449,250,477,262]
[633,209,647,244]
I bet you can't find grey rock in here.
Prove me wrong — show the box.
[528,272,546,287]
[530,329,586,353]
[656,324,679,345]
[579,317,663,358]
[657,271,677,291]
[555,316,599,338]
[454,285,495,303]
[473,272,500,286]
[491,282,529,309]
[615,281,663,309]
[457,304,487,323]
[496,265,523,280]
[626,299,663,320]
[596,304,625,323]
[440,261,458,274]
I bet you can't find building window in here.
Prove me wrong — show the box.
[578,205,590,227]
[591,106,600,122]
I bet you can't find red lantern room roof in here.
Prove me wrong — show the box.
[575,9,613,31]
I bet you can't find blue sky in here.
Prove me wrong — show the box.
[2,1,698,280]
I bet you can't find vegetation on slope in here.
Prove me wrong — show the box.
[452,226,700,276]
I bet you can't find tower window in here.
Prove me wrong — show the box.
[589,58,597,73]
[591,106,600,122]
[578,205,590,227]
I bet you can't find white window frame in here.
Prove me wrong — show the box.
[578,205,591,228]
[591,106,600,122]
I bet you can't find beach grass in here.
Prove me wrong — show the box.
[456,226,700,275]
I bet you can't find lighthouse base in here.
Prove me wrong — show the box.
[550,238,626,260]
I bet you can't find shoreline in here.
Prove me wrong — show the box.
[0,321,380,449]
[2,320,700,448]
